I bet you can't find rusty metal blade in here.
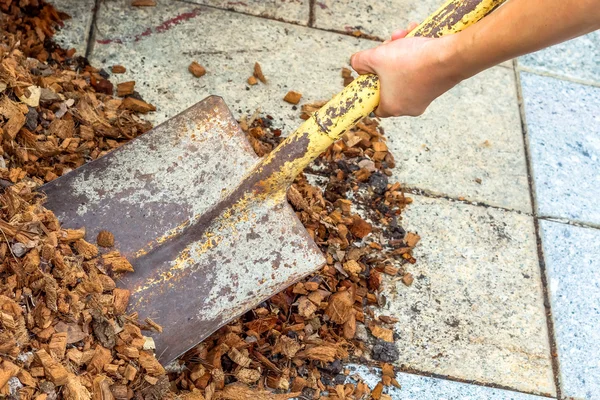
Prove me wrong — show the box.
[41,96,325,363]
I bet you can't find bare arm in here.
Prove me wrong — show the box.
[351,0,600,117]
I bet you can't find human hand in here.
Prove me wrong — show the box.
[351,25,464,117]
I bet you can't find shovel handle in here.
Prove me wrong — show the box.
[252,0,506,196]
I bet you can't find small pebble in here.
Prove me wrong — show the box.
[11,242,27,257]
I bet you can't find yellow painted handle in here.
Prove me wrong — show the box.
[253,0,506,197]
[312,0,506,143]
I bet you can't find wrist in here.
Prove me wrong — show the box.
[437,32,476,83]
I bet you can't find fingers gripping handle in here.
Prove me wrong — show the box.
[312,0,506,143]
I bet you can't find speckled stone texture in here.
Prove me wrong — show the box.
[519,31,600,85]
[90,1,372,127]
[185,0,309,25]
[49,0,95,56]
[345,364,551,399]
[521,72,600,226]
[314,0,439,39]
[384,66,531,212]
[377,195,555,395]
[540,220,600,400]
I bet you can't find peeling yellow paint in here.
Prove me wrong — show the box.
[244,0,505,198]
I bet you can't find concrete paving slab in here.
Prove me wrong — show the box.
[375,195,555,395]
[345,364,552,399]
[314,0,439,40]
[540,220,600,400]
[90,1,372,127]
[384,67,531,213]
[520,72,600,226]
[519,31,600,85]
[185,0,309,25]
[50,0,95,56]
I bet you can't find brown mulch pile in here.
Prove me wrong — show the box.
[0,1,167,399]
[0,1,420,399]
[0,0,153,185]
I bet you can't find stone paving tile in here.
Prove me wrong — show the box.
[540,220,600,400]
[50,0,96,56]
[314,0,439,39]
[519,31,600,85]
[345,364,552,399]
[383,66,531,212]
[185,0,309,25]
[375,195,555,395]
[521,72,600,226]
[91,0,371,127]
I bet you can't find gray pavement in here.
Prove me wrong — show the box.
[50,0,600,398]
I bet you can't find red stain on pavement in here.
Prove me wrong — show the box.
[96,8,202,45]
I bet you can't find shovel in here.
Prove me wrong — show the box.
[41,0,505,364]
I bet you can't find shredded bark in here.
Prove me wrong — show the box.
[0,1,420,398]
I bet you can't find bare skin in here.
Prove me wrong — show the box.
[351,0,600,117]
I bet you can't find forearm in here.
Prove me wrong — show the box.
[447,0,600,79]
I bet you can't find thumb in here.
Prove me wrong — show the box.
[350,49,376,75]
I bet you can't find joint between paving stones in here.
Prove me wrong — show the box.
[513,61,563,399]
[174,0,384,43]
[399,366,555,397]
[84,0,101,59]
[516,65,600,89]
[308,0,316,27]
[537,215,600,231]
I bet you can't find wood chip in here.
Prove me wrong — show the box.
[139,351,166,376]
[368,323,394,342]
[253,62,266,84]
[116,81,135,97]
[283,91,302,105]
[404,232,420,248]
[296,345,337,362]
[97,230,115,247]
[113,288,130,315]
[103,251,134,273]
[325,290,354,324]
[0,360,20,388]
[36,349,69,386]
[350,216,372,239]
[131,0,156,6]
[402,272,414,286]
[87,346,112,374]
[189,61,206,78]
[64,375,91,400]
[111,65,126,74]
[120,97,156,113]
[49,332,68,359]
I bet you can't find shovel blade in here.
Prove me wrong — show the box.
[41,97,325,363]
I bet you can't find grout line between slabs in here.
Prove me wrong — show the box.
[308,0,316,27]
[517,65,600,88]
[173,0,383,42]
[401,186,532,215]
[84,0,101,59]
[537,215,600,231]
[512,60,563,399]
[394,367,556,398]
